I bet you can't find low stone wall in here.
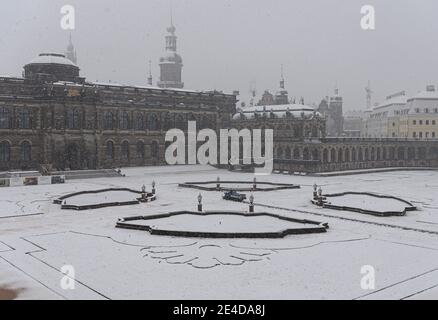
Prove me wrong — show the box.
[313,191,416,217]
[179,181,300,192]
[116,211,329,239]
[53,187,156,211]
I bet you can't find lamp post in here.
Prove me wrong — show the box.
[141,184,146,201]
[253,177,257,190]
[216,176,221,190]
[249,193,254,213]
[317,186,323,206]
[152,180,156,195]
[198,193,203,212]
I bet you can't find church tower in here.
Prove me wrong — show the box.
[65,33,77,65]
[274,65,289,105]
[157,15,184,89]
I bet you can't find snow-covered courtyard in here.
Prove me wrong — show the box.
[1,165,438,300]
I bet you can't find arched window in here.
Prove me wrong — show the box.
[163,113,173,131]
[303,148,310,160]
[20,141,31,161]
[359,148,364,161]
[104,112,114,130]
[0,141,11,162]
[312,149,320,161]
[285,147,291,159]
[330,149,336,162]
[0,107,10,129]
[120,111,130,130]
[134,113,145,131]
[67,109,80,129]
[121,141,130,160]
[147,114,159,131]
[338,149,343,162]
[106,141,114,160]
[151,141,159,159]
[293,148,300,159]
[323,149,329,163]
[344,149,350,162]
[277,147,283,159]
[175,114,185,130]
[17,108,31,129]
[136,141,145,159]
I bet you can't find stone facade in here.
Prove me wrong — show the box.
[0,56,236,171]
[273,137,438,173]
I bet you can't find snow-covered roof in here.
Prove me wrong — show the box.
[26,53,77,67]
[374,95,407,109]
[233,103,320,120]
[408,90,438,100]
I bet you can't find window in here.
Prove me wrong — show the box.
[433,120,436,125]
[426,132,430,138]
[413,120,417,125]
[17,108,31,129]
[67,109,80,129]
[106,141,114,160]
[0,107,10,129]
[419,132,423,138]
[0,141,10,161]
[136,141,145,159]
[151,141,159,159]
[433,132,436,138]
[425,108,429,113]
[434,108,438,113]
[120,111,130,130]
[147,114,159,131]
[419,120,423,125]
[426,120,429,125]
[20,141,31,161]
[104,112,114,130]
[415,108,420,113]
[134,113,145,130]
[413,132,417,138]
[121,141,129,160]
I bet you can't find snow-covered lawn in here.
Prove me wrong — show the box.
[0,165,437,300]
[325,194,411,213]
[128,213,319,233]
[63,190,139,207]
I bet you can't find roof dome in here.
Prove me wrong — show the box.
[24,53,81,83]
[26,53,77,67]
[160,51,183,64]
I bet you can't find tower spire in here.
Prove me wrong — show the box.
[280,64,285,89]
[65,32,77,64]
[148,60,153,85]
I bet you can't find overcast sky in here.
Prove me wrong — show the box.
[1,0,437,110]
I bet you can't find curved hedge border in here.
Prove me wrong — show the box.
[179,180,300,192]
[116,210,328,238]
[312,191,416,217]
[53,188,156,211]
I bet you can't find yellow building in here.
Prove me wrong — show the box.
[363,86,438,139]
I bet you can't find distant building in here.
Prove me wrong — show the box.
[256,70,290,106]
[362,91,407,138]
[157,18,184,89]
[343,110,365,137]
[362,86,438,139]
[318,88,344,137]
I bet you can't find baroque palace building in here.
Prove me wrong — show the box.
[0,23,236,171]
[231,79,438,173]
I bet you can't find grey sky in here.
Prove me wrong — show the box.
[1,0,437,110]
